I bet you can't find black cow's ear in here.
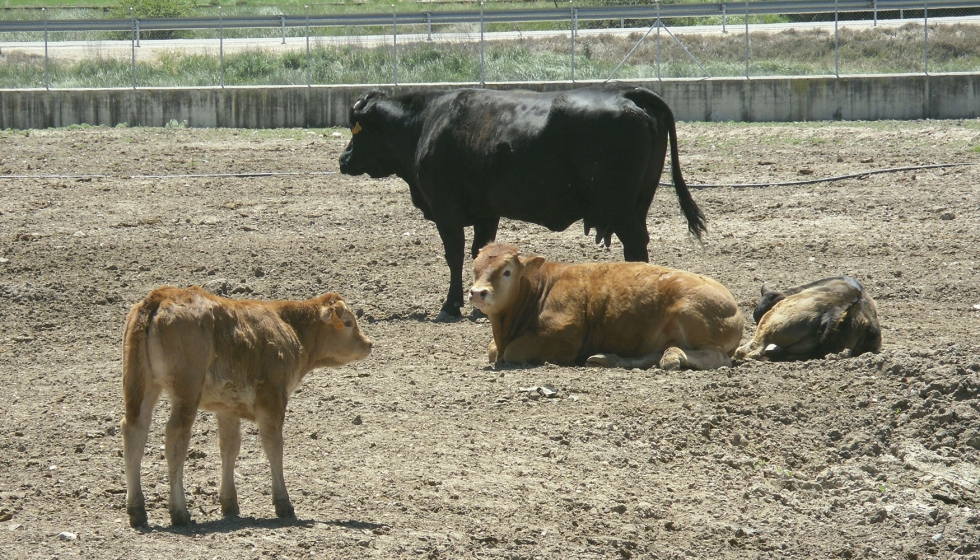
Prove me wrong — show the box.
[760,283,768,297]
[353,90,385,113]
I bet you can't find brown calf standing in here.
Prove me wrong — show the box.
[121,287,372,528]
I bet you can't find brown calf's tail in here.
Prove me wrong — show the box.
[122,292,164,422]
[627,87,707,240]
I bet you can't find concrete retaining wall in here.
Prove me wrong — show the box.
[1,73,978,129]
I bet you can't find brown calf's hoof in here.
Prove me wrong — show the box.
[170,509,192,527]
[586,354,618,368]
[127,506,148,528]
[659,348,685,371]
[275,501,295,519]
[221,502,240,518]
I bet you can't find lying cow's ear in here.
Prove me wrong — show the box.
[760,283,769,297]
[518,255,545,272]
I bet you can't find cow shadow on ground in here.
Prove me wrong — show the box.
[146,515,389,536]
[369,309,487,324]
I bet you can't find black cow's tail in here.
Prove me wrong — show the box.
[626,88,707,240]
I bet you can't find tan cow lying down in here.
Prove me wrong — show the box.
[121,287,372,528]
[735,276,881,361]
[468,243,744,370]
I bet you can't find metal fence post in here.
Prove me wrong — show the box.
[722,3,727,34]
[480,2,486,86]
[130,8,136,89]
[924,1,929,74]
[43,8,49,90]
[656,2,661,80]
[219,6,224,88]
[306,5,311,86]
[834,0,840,77]
[570,2,576,83]
[281,15,286,45]
[426,13,432,42]
[392,4,398,85]
[744,0,749,79]
[873,0,878,27]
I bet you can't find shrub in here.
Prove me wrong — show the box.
[109,0,196,39]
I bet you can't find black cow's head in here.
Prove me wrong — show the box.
[338,91,401,179]
[753,283,786,324]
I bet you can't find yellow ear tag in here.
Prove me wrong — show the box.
[351,122,362,135]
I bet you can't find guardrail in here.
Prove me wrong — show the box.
[1,0,978,33]
[2,0,979,89]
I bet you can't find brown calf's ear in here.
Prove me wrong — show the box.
[518,254,545,272]
[330,302,347,330]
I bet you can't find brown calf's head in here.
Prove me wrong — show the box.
[311,296,373,368]
[469,243,544,315]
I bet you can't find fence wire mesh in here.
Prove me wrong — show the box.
[1,2,979,89]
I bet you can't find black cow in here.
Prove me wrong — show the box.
[338,85,705,320]
[735,276,883,361]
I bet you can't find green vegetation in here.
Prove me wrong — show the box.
[4,22,977,88]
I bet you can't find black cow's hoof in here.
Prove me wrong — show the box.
[434,309,461,323]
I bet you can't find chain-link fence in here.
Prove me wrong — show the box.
[1,2,979,89]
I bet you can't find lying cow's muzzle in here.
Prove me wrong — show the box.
[469,287,491,309]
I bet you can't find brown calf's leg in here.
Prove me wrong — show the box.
[586,352,663,369]
[256,402,294,519]
[660,347,733,370]
[165,400,199,526]
[122,385,161,528]
[216,412,242,518]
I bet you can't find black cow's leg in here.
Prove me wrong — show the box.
[617,218,651,263]
[471,217,500,258]
[435,222,466,321]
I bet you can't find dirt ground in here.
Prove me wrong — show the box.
[1,118,978,559]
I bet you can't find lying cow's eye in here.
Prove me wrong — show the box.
[503,270,511,277]
[344,320,353,328]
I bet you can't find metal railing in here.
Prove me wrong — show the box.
[2,1,979,33]
[2,0,979,89]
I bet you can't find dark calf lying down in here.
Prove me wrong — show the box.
[735,276,882,362]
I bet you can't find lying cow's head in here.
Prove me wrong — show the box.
[753,283,786,324]
[311,296,373,368]
[338,91,401,179]
[469,243,544,316]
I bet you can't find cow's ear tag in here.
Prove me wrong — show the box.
[351,122,362,135]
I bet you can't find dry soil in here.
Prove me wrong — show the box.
[0,119,978,559]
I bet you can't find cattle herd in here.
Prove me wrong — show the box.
[123,85,884,528]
